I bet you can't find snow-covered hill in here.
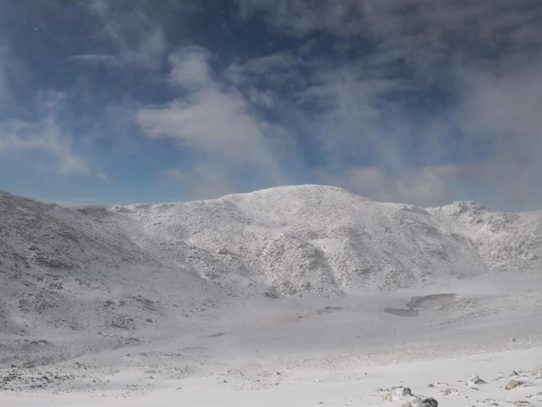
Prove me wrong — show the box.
[2,185,542,404]
[428,200,542,273]
[113,186,455,294]
[110,184,541,294]
[0,189,216,365]
[2,184,541,359]
[2,184,541,302]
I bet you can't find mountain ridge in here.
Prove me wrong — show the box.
[2,184,541,298]
[1,185,541,365]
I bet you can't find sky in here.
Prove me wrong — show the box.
[0,0,541,210]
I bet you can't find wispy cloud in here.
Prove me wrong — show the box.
[137,46,286,195]
[168,47,213,89]
[442,55,542,209]
[232,0,542,209]
[0,118,89,176]
[64,54,118,66]
[70,0,169,69]
[1,1,541,208]
[0,41,29,114]
[318,165,457,207]
[236,1,365,37]
[162,167,239,200]
[0,93,90,176]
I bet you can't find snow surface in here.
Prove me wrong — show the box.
[1,185,541,406]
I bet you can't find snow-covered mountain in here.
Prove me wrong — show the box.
[428,200,542,273]
[2,185,541,300]
[112,185,542,293]
[1,184,542,373]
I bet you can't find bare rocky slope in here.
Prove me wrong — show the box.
[1,184,541,366]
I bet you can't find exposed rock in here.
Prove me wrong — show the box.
[505,379,524,390]
[421,398,438,407]
[383,386,438,407]
[398,397,439,407]
[384,386,413,401]
[468,375,486,386]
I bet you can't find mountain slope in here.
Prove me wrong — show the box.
[0,190,215,365]
[116,185,492,294]
[428,200,542,273]
[1,185,542,366]
[3,185,542,300]
[1,185,542,396]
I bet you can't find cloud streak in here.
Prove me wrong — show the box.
[71,0,168,69]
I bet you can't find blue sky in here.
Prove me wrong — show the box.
[1,1,541,210]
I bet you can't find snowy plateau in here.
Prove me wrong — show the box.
[0,184,541,406]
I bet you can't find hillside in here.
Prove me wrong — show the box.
[111,185,542,294]
[1,185,542,404]
[1,185,542,365]
[0,190,216,366]
[2,185,542,301]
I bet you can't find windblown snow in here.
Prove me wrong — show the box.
[1,185,541,406]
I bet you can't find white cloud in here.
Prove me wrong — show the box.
[0,38,95,179]
[0,91,95,177]
[98,172,111,183]
[236,0,364,37]
[65,54,118,65]
[137,47,284,191]
[318,165,457,207]
[168,47,213,89]
[0,115,90,176]
[226,50,302,84]
[443,57,542,209]
[303,69,404,158]
[236,0,541,47]
[163,167,239,200]
[231,0,542,209]
[138,89,276,164]
[75,0,168,69]
[310,51,542,209]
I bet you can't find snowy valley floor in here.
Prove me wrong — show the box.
[1,347,542,407]
[1,272,542,406]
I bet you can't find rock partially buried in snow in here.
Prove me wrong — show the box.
[399,398,438,407]
[467,375,486,386]
[383,386,438,406]
[505,379,524,390]
[384,386,413,401]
